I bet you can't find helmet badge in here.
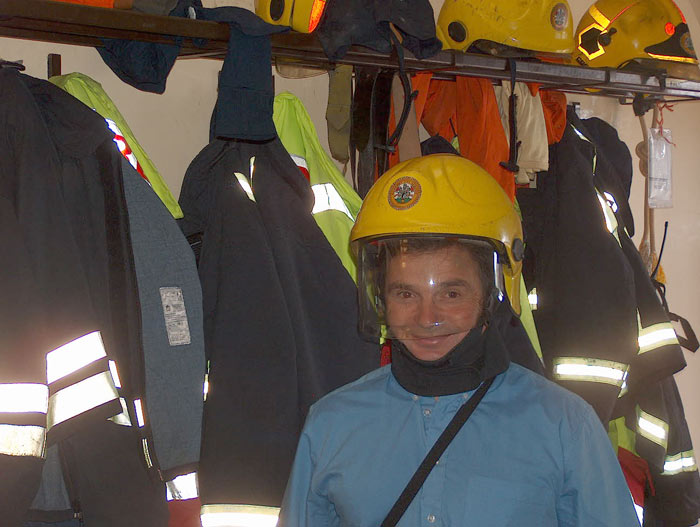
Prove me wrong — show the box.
[388,176,422,210]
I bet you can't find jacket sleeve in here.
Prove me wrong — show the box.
[557,403,641,527]
[278,416,338,527]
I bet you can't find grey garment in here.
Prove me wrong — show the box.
[326,65,353,165]
[120,158,205,478]
[27,446,72,520]
[131,0,179,15]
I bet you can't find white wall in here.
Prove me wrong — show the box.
[2,0,698,446]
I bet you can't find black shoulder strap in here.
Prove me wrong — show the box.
[380,376,496,527]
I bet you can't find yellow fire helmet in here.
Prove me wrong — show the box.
[436,0,574,55]
[351,155,524,340]
[572,0,698,69]
[255,0,327,33]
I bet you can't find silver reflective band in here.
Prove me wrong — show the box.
[108,360,122,389]
[46,331,108,384]
[528,289,538,310]
[109,398,132,427]
[311,184,353,220]
[634,504,644,525]
[603,191,619,213]
[142,438,153,468]
[637,408,669,448]
[596,191,619,240]
[0,424,46,457]
[638,323,679,353]
[166,472,199,501]
[134,398,146,428]
[0,383,48,414]
[200,504,280,527]
[203,374,210,402]
[47,371,118,429]
[662,450,697,475]
[552,357,628,387]
[234,173,256,202]
[290,154,307,172]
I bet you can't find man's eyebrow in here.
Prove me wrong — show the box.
[386,282,415,291]
[438,279,471,288]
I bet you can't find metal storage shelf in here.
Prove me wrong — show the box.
[2,0,700,101]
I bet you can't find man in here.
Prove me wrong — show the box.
[278,154,640,526]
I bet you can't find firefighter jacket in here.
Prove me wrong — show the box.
[517,108,640,426]
[0,69,168,526]
[178,136,378,523]
[273,91,362,280]
[49,72,184,218]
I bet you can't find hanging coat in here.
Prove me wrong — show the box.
[0,68,168,527]
[178,137,378,515]
[517,108,639,425]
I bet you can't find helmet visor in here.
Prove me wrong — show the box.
[356,236,507,340]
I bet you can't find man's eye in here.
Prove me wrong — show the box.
[446,291,460,299]
[397,291,414,299]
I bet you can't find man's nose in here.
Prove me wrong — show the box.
[416,298,441,329]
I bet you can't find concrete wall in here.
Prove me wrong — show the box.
[1,0,698,445]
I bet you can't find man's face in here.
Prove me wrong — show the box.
[384,245,485,362]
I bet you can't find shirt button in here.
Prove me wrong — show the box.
[412,395,419,401]
[423,408,432,417]
[427,514,436,523]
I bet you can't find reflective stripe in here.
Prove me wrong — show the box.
[528,289,538,310]
[603,192,619,213]
[200,505,280,527]
[311,183,353,220]
[637,408,669,448]
[0,424,46,457]
[596,191,620,243]
[634,504,644,525]
[166,472,199,501]
[109,397,132,427]
[290,154,307,172]
[638,323,679,353]
[589,4,611,26]
[108,360,122,389]
[662,450,697,475]
[552,357,628,387]
[0,383,48,414]
[203,373,210,402]
[46,331,107,384]
[134,398,145,428]
[234,173,256,202]
[142,438,153,468]
[47,371,118,429]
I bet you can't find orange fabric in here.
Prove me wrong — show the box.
[539,90,568,145]
[454,76,513,201]
[50,0,116,6]
[386,74,514,201]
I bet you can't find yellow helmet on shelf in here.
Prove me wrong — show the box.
[436,0,574,55]
[351,154,524,319]
[255,0,327,33]
[572,0,698,69]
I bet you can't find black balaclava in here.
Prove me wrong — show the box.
[391,301,511,397]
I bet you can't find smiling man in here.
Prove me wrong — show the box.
[278,154,640,527]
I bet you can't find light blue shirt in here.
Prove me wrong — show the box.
[279,363,640,527]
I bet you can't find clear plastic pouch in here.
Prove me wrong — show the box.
[648,128,673,209]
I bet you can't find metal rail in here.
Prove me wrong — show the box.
[1,0,700,100]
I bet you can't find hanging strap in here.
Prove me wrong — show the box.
[380,376,496,527]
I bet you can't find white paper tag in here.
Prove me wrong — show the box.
[159,287,191,346]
